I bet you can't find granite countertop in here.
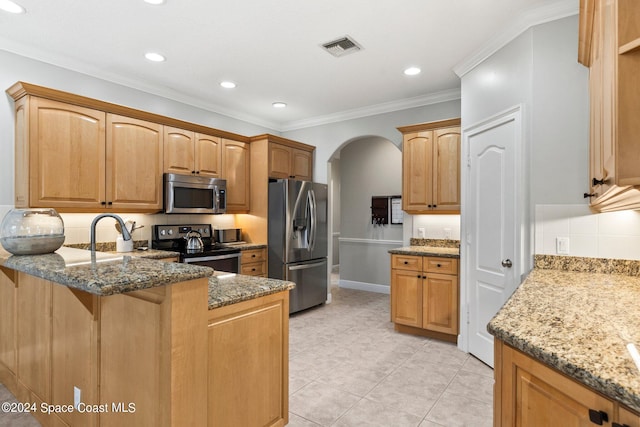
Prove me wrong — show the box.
[207,271,295,310]
[219,242,267,251]
[388,246,460,258]
[488,268,640,412]
[108,248,181,260]
[0,246,212,296]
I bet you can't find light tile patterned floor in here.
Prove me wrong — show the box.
[288,282,494,427]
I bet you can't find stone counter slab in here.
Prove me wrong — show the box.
[208,272,295,310]
[488,268,640,412]
[0,246,212,296]
[388,246,460,258]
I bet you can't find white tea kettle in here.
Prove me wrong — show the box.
[184,230,204,253]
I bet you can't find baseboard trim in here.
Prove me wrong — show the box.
[338,279,390,294]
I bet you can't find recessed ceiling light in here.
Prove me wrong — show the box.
[144,0,165,4]
[272,102,287,108]
[404,67,421,76]
[145,52,166,62]
[0,0,26,14]
[220,81,237,89]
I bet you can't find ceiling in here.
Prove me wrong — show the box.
[0,0,576,131]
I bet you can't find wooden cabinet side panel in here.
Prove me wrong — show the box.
[107,114,163,210]
[14,97,29,207]
[0,268,17,374]
[208,292,289,427]
[222,139,250,212]
[29,98,106,208]
[164,126,195,174]
[618,404,640,426]
[51,286,98,427]
[433,127,461,212]
[16,273,51,403]
[195,133,222,177]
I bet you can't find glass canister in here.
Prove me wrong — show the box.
[0,208,65,255]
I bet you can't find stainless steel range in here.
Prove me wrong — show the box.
[151,224,241,273]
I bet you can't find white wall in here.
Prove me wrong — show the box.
[0,49,278,207]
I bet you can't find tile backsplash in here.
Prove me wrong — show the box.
[535,204,640,260]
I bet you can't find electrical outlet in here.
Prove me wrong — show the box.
[556,237,570,255]
[444,228,452,239]
[417,227,425,238]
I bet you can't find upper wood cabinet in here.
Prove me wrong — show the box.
[11,95,163,212]
[580,0,640,212]
[268,142,313,181]
[221,138,250,213]
[164,126,222,177]
[398,119,461,214]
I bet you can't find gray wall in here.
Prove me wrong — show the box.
[282,100,461,184]
[0,50,278,206]
[338,136,402,289]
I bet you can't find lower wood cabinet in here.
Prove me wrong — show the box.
[241,247,267,276]
[495,339,640,427]
[390,254,459,341]
[207,291,289,427]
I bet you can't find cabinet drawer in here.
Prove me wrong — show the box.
[424,257,457,275]
[241,248,266,264]
[241,262,266,276]
[391,254,422,271]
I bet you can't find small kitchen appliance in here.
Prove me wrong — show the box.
[163,173,227,214]
[151,224,240,272]
[214,228,242,244]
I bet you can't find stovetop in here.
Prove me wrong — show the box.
[151,224,240,258]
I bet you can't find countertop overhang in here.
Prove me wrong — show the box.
[488,268,640,412]
[388,245,460,258]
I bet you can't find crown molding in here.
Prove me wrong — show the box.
[453,0,579,78]
[279,88,461,132]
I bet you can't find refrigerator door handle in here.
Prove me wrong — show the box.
[288,260,326,271]
[308,189,317,252]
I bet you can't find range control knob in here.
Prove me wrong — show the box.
[160,229,166,236]
[168,229,174,236]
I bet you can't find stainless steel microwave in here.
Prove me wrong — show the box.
[164,173,227,214]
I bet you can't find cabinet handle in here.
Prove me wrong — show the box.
[422,275,427,279]
[433,204,437,208]
[588,409,609,425]
[436,263,442,267]
[196,170,200,174]
[252,254,256,258]
[107,201,113,206]
[101,201,106,206]
[584,192,596,198]
[428,204,433,208]
[416,274,421,278]
[191,170,196,174]
[252,268,256,271]
[592,177,605,186]
[404,261,409,264]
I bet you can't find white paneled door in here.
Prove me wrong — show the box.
[464,106,522,367]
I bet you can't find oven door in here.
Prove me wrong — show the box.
[184,253,241,273]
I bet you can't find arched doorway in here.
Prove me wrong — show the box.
[327,135,402,299]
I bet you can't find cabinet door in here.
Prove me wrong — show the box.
[0,268,16,375]
[106,114,163,211]
[222,139,250,212]
[29,98,106,208]
[402,131,433,212]
[195,133,222,177]
[291,148,313,181]
[163,126,195,174]
[618,405,640,427]
[498,342,615,427]
[391,269,423,328]
[269,143,292,179]
[433,127,461,212]
[208,292,288,427]
[422,273,458,335]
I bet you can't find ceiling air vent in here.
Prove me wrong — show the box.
[321,36,362,57]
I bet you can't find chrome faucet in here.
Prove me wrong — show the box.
[90,214,131,252]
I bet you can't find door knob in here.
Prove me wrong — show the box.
[501,259,512,268]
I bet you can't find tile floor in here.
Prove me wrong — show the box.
[0,275,494,427]
[287,275,494,426]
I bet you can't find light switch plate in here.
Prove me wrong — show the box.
[556,237,570,255]
[417,227,425,238]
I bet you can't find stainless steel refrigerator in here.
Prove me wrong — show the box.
[268,179,328,314]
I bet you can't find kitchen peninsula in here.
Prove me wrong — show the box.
[0,246,294,427]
